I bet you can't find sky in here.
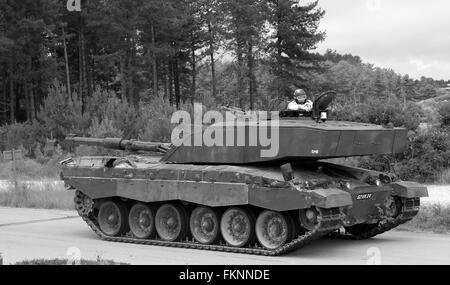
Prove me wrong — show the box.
[316,0,450,80]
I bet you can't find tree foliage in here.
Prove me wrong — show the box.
[1,0,449,182]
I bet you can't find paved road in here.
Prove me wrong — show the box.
[1,207,450,265]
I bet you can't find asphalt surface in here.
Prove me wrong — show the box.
[1,207,450,265]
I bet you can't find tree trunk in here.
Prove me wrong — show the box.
[24,82,30,121]
[1,65,7,124]
[173,57,181,109]
[151,24,158,97]
[62,25,71,97]
[168,58,174,105]
[120,54,127,102]
[128,42,135,105]
[78,15,83,103]
[191,34,196,105]
[85,48,92,99]
[80,17,88,102]
[8,61,14,123]
[78,12,89,111]
[27,57,35,122]
[276,5,283,98]
[247,37,256,110]
[164,72,168,100]
[30,83,35,122]
[90,53,95,92]
[208,21,216,99]
[236,40,244,109]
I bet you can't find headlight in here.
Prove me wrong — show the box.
[375,179,382,187]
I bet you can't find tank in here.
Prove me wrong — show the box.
[60,93,428,256]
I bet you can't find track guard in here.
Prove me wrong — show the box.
[391,182,428,199]
[310,189,353,209]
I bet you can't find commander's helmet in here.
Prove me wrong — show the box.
[294,89,307,102]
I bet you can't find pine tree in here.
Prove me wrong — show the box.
[267,0,325,99]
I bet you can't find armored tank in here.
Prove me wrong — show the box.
[60,93,428,256]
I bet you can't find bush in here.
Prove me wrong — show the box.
[86,88,143,138]
[332,97,423,131]
[437,169,450,184]
[360,129,450,183]
[138,95,177,143]
[438,102,450,127]
[37,80,90,139]
[0,122,47,157]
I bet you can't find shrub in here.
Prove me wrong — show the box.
[437,169,450,184]
[0,122,47,157]
[88,117,124,138]
[86,88,143,139]
[332,97,423,131]
[138,95,177,143]
[438,102,450,127]
[359,129,450,183]
[37,80,90,139]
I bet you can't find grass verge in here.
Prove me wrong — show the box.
[397,203,450,234]
[437,169,450,184]
[0,184,74,210]
[0,159,61,180]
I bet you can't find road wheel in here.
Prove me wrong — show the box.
[299,207,320,231]
[189,206,221,245]
[256,211,292,250]
[129,203,155,239]
[98,200,129,237]
[220,207,255,248]
[155,203,188,242]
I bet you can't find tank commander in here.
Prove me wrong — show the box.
[287,89,313,112]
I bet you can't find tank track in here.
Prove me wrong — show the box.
[74,190,342,256]
[327,197,420,240]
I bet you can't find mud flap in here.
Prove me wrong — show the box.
[391,182,428,198]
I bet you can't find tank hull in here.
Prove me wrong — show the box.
[61,156,427,255]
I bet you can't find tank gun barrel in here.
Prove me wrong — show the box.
[65,136,171,154]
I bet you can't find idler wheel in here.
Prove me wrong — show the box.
[98,200,129,237]
[129,203,156,239]
[256,211,292,250]
[299,207,320,231]
[155,204,188,242]
[220,207,255,248]
[189,207,221,245]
